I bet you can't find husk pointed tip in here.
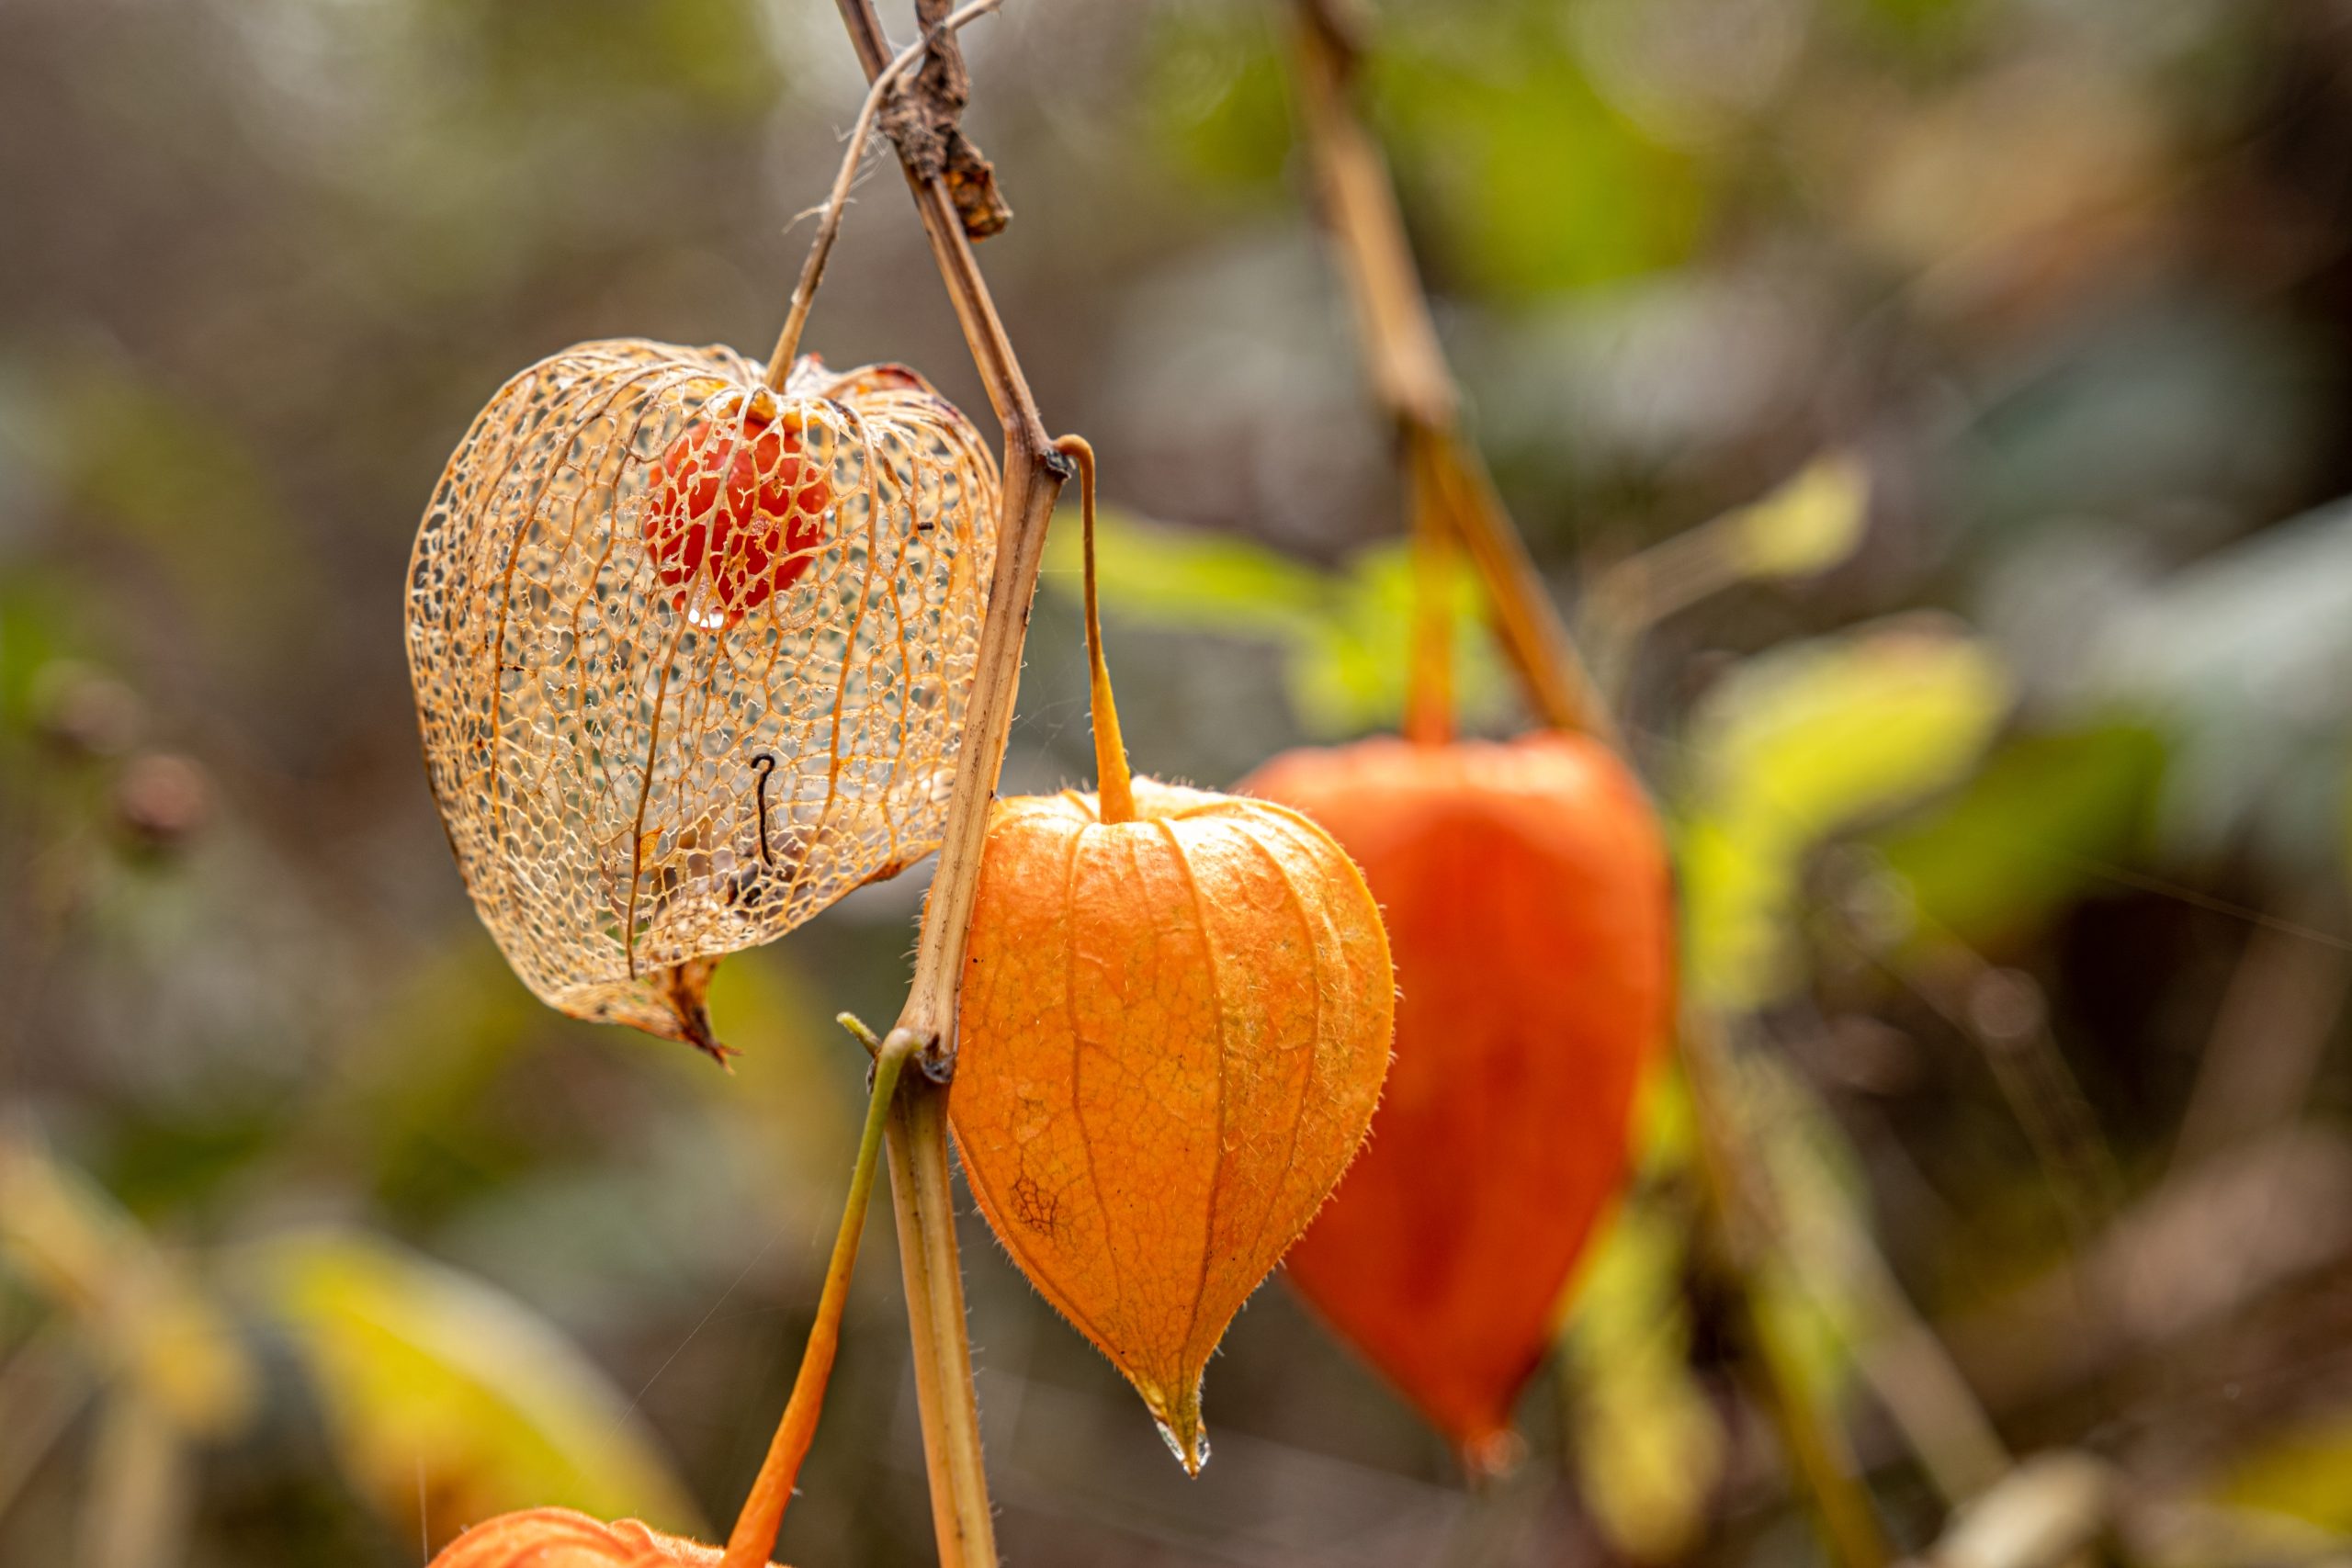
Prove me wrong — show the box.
[1147,1381,1212,1476]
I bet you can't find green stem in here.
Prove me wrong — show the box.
[719,1021,919,1568]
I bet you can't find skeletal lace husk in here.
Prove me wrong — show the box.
[405,341,1000,1055]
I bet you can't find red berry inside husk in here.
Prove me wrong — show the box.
[641,412,831,626]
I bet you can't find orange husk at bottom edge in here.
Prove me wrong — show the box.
[427,1506,781,1567]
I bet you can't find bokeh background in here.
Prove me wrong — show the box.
[7,0,2352,1563]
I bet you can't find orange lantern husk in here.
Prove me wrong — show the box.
[949,440,1396,1472]
[428,1506,776,1567]
[1244,729,1673,1473]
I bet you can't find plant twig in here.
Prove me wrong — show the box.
[2170,885,2350,1168]
[881,1075,995,1567]
[811,3,1071,1562]
[1285,0,1607,739]
[1403,426,1455,747]
[830,0,1066,1056]
[77,1392,187,1568]
[1055,434,1136,823]
[719,1022,921,1568]
[1680,1015,1894,1568]
[763,0,1012,386]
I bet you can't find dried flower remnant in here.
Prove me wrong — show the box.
[1246,732,1672,1472]
[950,443,1396,1472]
[406,345,998,1055]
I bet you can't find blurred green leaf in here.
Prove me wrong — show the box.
[1874,724,2166,948]
[1143,2,1293,194]
[247,1229,702,1549]
[1043,505,1325,640]
[0,579,85,735]
[1688,616,2010,837]
[1044,510,1510,738]
[422,0,780,122]
[319,940,549,1227]
[1681,616,2011,1008]
[1288,540,1510,737]
[1839,0,1982,41]
[1372,6,1704,298]
[1747,1058,1874,1413]
[20,354,312,669]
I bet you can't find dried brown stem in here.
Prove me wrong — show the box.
[1286,1,1607,739]
[826,0,1063,1055]
[817,3,1070,1562]
[763,0,1011,385]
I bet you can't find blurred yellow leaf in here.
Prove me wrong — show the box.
[0,1133,254,1438]
[1681,616,2011,1009]
[1679,816,1799,1012]
[2215,1415,2352,1531]
[1690,615,2009,838]
[1731,454,1871,580]
[247,1229,702,1551]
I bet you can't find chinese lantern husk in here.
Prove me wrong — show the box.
[405,344,999,1050]
[1245,731,1673,1466]
[950,778,1396,1472]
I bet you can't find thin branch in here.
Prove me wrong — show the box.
[719,1023,921,1568]
[882,1076,996,1568]
[816,3,1073,1562]
[1285,1,1608,739]
[763,0,1012,385]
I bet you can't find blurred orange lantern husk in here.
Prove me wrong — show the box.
[1244,729,1674,1472]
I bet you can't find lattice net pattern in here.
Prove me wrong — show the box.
[406,341,1001,1052]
